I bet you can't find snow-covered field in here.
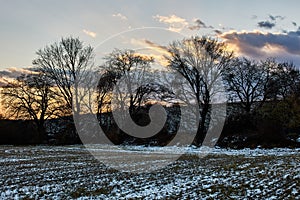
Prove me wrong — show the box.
[0,145,299,199]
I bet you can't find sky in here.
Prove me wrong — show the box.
[1,0,300,76]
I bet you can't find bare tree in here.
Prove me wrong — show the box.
[32,37,94,117]
[134,82,174,106]
[224,58,277,113]
[96,70,120,117]
[268,61,300,100]
[96,49,177,141]
[100,49,155,114]
[1,71,64,142]
[166,36,233,146]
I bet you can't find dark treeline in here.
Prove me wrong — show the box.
[1,36,300,148]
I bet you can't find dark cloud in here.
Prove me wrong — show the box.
[287,27,300,37]
[221,31,300,65]
[188,19,214,30]
[269,15,276,21]
[269,15,285,21]
[194,19,205,27]
[143,40,169,52]
[0,67,36,86]
[292,22,297,27]
[188,25,201,31]
[254,14,285,29]
[222,31,300,54]
[257,21,276,29]
[214,30,223,35]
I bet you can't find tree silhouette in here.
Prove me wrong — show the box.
[99,49,155,114]
[32,37,94,117]
[96,70,119,117]
[268,61,300,100]
[97,49,176,141]
[166,36,233,146]
[1,71,64,142]
[224,58,272,113]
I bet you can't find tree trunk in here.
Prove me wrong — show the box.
[36,123,46,144]
[193,103,210,146]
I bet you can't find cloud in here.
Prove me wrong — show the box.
[130,39,170,66]
[112,13,127,20]
[0,67,37,86]
[0,67,36,78]
[287,27,300,37]
[254,14,286,29]
[83,29,97,38]
[143,40,170,54]
[269,14,285,21]
[257,21,276,29]
[269,15,276,21]
[251,15,258,20]
[153,14,188,32]
[188,19,214,30]
[130,39,169,54]
[154,14,187,24]
[214,30,223,35]
[153,15,216,33]
[220,30,300,65]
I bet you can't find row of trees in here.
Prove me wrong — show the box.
[225,58,300,113]
[1,37,94,143]
[1,36,300,146]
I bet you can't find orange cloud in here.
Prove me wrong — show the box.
[130,39,171,66]
[219,30,300,65]
[83,29,97,38]
[131,39,170,55]
[112,13,127,21]
[153,14,188,32]
[0,67,39,87]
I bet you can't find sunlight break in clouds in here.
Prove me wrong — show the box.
[153,14,188,32]
[130,38,171,66]
[0,67,38,86]
[130,39,169,55]
[112,13,128,21]
[83,29,97,38]
[220,30,300,65]
[0,67,37,78]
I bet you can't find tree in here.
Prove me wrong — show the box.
[224,58,300,114]
[96,70,120,116]
[1,71,63,142]
[267,61,300,101]
[99,49,155,114]
[97,49,176,142]
[260,61,300,135]
[97,70,172,116]
[32,37,94,117]
[224,58,274,113]
[166,36,233,146]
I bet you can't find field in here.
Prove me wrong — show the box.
[0,145,299,199]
